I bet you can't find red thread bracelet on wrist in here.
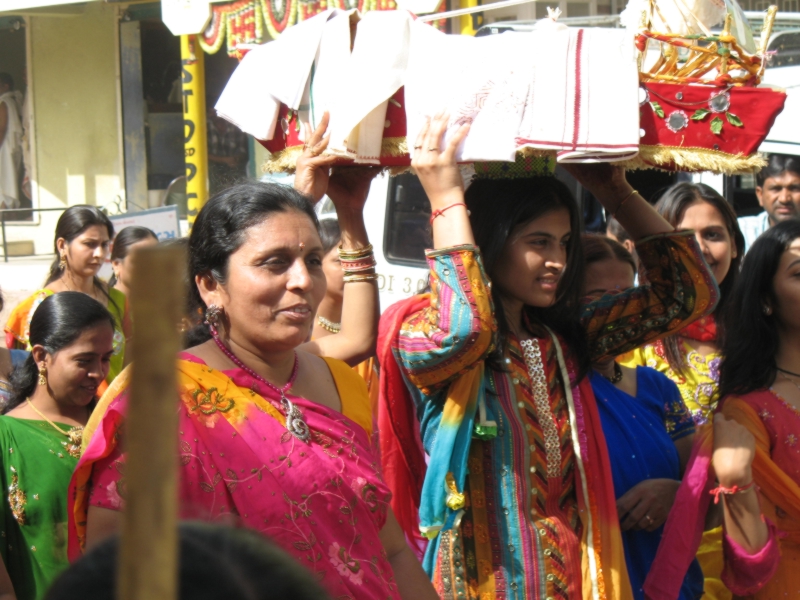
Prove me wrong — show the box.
[430,202,469,225]
[709,480,758,504]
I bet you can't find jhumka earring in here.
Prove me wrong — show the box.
[38,364,47,386]
[204,304,222,329]
[764,305,773,316]
[59,254,67,271]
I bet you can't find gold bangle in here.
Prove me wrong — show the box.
[612,189,639,218]
[338,243,374,260]
[343,273,379,283]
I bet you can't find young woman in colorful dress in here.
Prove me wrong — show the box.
[0,292,115,600]
[582,235,702,599]
[378,113,719,600]
[645,222,800,599]
[5,206,129,389]
[619,182,745,600]
[68,120,435,600]
[0,290,29,411]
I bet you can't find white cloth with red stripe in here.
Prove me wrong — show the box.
[216,10,641,164]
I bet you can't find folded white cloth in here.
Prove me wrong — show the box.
[516,27,640,162]
[327,10,414,163]
[217,11,641,163]
[215,9,347,141]
[404,23,639,163]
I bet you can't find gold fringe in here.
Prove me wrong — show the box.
[621,145,767,175]
[262,146,304,174]
[262,137,409,174]
[265,141,763,176]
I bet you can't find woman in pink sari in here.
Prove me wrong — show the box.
[67,120,436,600]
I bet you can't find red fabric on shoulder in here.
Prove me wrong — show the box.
[377,294,430,551]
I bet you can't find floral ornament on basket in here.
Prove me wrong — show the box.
[650,90,744,136]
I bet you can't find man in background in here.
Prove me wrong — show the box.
[739,153,800,252]
[0,72,23,209]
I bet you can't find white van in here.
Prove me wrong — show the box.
[313,171,431,310]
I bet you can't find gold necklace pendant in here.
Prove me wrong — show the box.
[26,399,84,458]
[62,427,84,458]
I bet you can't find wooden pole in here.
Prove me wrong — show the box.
[118,245,185,600]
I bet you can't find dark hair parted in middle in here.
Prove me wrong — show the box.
[465,176,588,376]
[719,220,800,399]
[109,226,159,288]
[187,181,320,344]
[6,292,116,413]
[581,233,636,277]
[652,182,744,375]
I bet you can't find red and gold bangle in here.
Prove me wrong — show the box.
[430,202,469,225]
[709,480,759,504]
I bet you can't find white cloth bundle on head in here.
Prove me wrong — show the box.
[404,23,640,162]
[326,10,414,164]
[517,27,641,162]
[404,22,531,162]
[216,11,641,164]
[215,9,349,141]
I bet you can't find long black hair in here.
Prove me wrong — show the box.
[465,177,588,376]
[46,206,117,312]
[6,292,116,413]
[652,182,744,375]
[109,226,158,288]
[187,181,320,345]
[719,220,800,399]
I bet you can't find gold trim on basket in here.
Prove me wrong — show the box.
[262,137,410,174]
[621,145,767,175]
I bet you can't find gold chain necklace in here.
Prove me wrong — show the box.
[26,399,83,459]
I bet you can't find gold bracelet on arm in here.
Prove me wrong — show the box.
[612,189,639,219]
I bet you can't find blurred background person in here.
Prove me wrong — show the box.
[0,73,22,210]
[108,226,159,297]
[739,153,800,252]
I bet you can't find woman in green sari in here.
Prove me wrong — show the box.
[0,292,115,600]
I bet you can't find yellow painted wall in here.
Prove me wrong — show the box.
[6,2,121,252]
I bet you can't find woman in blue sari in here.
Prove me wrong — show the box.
[582,234,704,599]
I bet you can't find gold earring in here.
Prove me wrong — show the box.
[38,364,47,386]
[59,254,67,271]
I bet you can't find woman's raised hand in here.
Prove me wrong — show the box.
[561,162,631,207]
[294,112,339,203]
[326,166,381,213]
[712,413,756,487]
[411,113,470,210]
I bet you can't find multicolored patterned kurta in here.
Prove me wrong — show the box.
[391,231,717,600]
